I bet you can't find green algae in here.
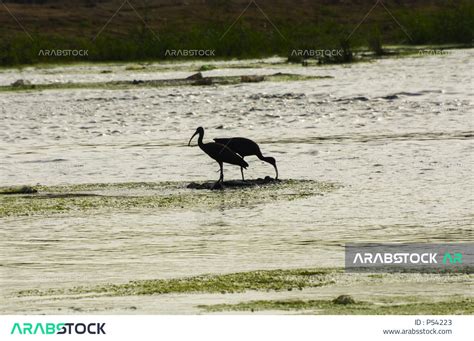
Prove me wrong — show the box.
[198,64,217,71]
[199,297,474,314]
[0,73,327,93]
[18,268,340,297]
[0,180,338,218]
[15,266,473,315]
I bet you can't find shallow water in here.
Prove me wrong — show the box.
[0,50,473,313]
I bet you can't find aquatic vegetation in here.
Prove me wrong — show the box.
[0,73,325,92]
[198,64,217,71]
[0,180,338,217]
[199,297,474,314]
[18,268,339,297]
[16,266,472,315]
[200,299,362,313]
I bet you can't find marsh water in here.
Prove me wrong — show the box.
[0,50,473,313]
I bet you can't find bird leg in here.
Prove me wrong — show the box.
[240,167,245,181]
[219,162,224,183]
[211,163,224,190]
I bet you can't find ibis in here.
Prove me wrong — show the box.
[213,137,278,180]
[188,127,249,183]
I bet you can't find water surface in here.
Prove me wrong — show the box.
[0,50,473,313]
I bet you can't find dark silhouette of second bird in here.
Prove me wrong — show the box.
[213,137,278,180]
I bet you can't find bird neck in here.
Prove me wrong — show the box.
[261,156,273,164]
[197,130,204,147]
[256,151,266,161]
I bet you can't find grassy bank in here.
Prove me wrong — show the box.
[0,0,472,66]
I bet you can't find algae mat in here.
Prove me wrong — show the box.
[0,180,338,217]
[12,268,474,314]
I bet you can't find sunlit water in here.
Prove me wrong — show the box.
[0,50,473,312]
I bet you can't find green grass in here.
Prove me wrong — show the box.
[0,1,472,66]
[199,298,474,314]
[18,268,340,297]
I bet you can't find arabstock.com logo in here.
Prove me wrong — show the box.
[345,243,473,273]
[352,252,463,264]
[10,322,106,335]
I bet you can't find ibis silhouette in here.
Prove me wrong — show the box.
[188,127,248,183]
[213,137,278,180]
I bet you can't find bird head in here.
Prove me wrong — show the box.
[266,156,276,167]
[188,127,204,146]
[266,156,278,180]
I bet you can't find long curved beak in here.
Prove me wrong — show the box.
[274,164,279,180]
[188,131,198,146]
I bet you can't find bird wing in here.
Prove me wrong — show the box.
[213,138,231,145]
[213,137,259,157]
[204,142,248,168]
[213,138,241,156]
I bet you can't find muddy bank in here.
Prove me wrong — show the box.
[0,72,328,92]
[187,176,279,190]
